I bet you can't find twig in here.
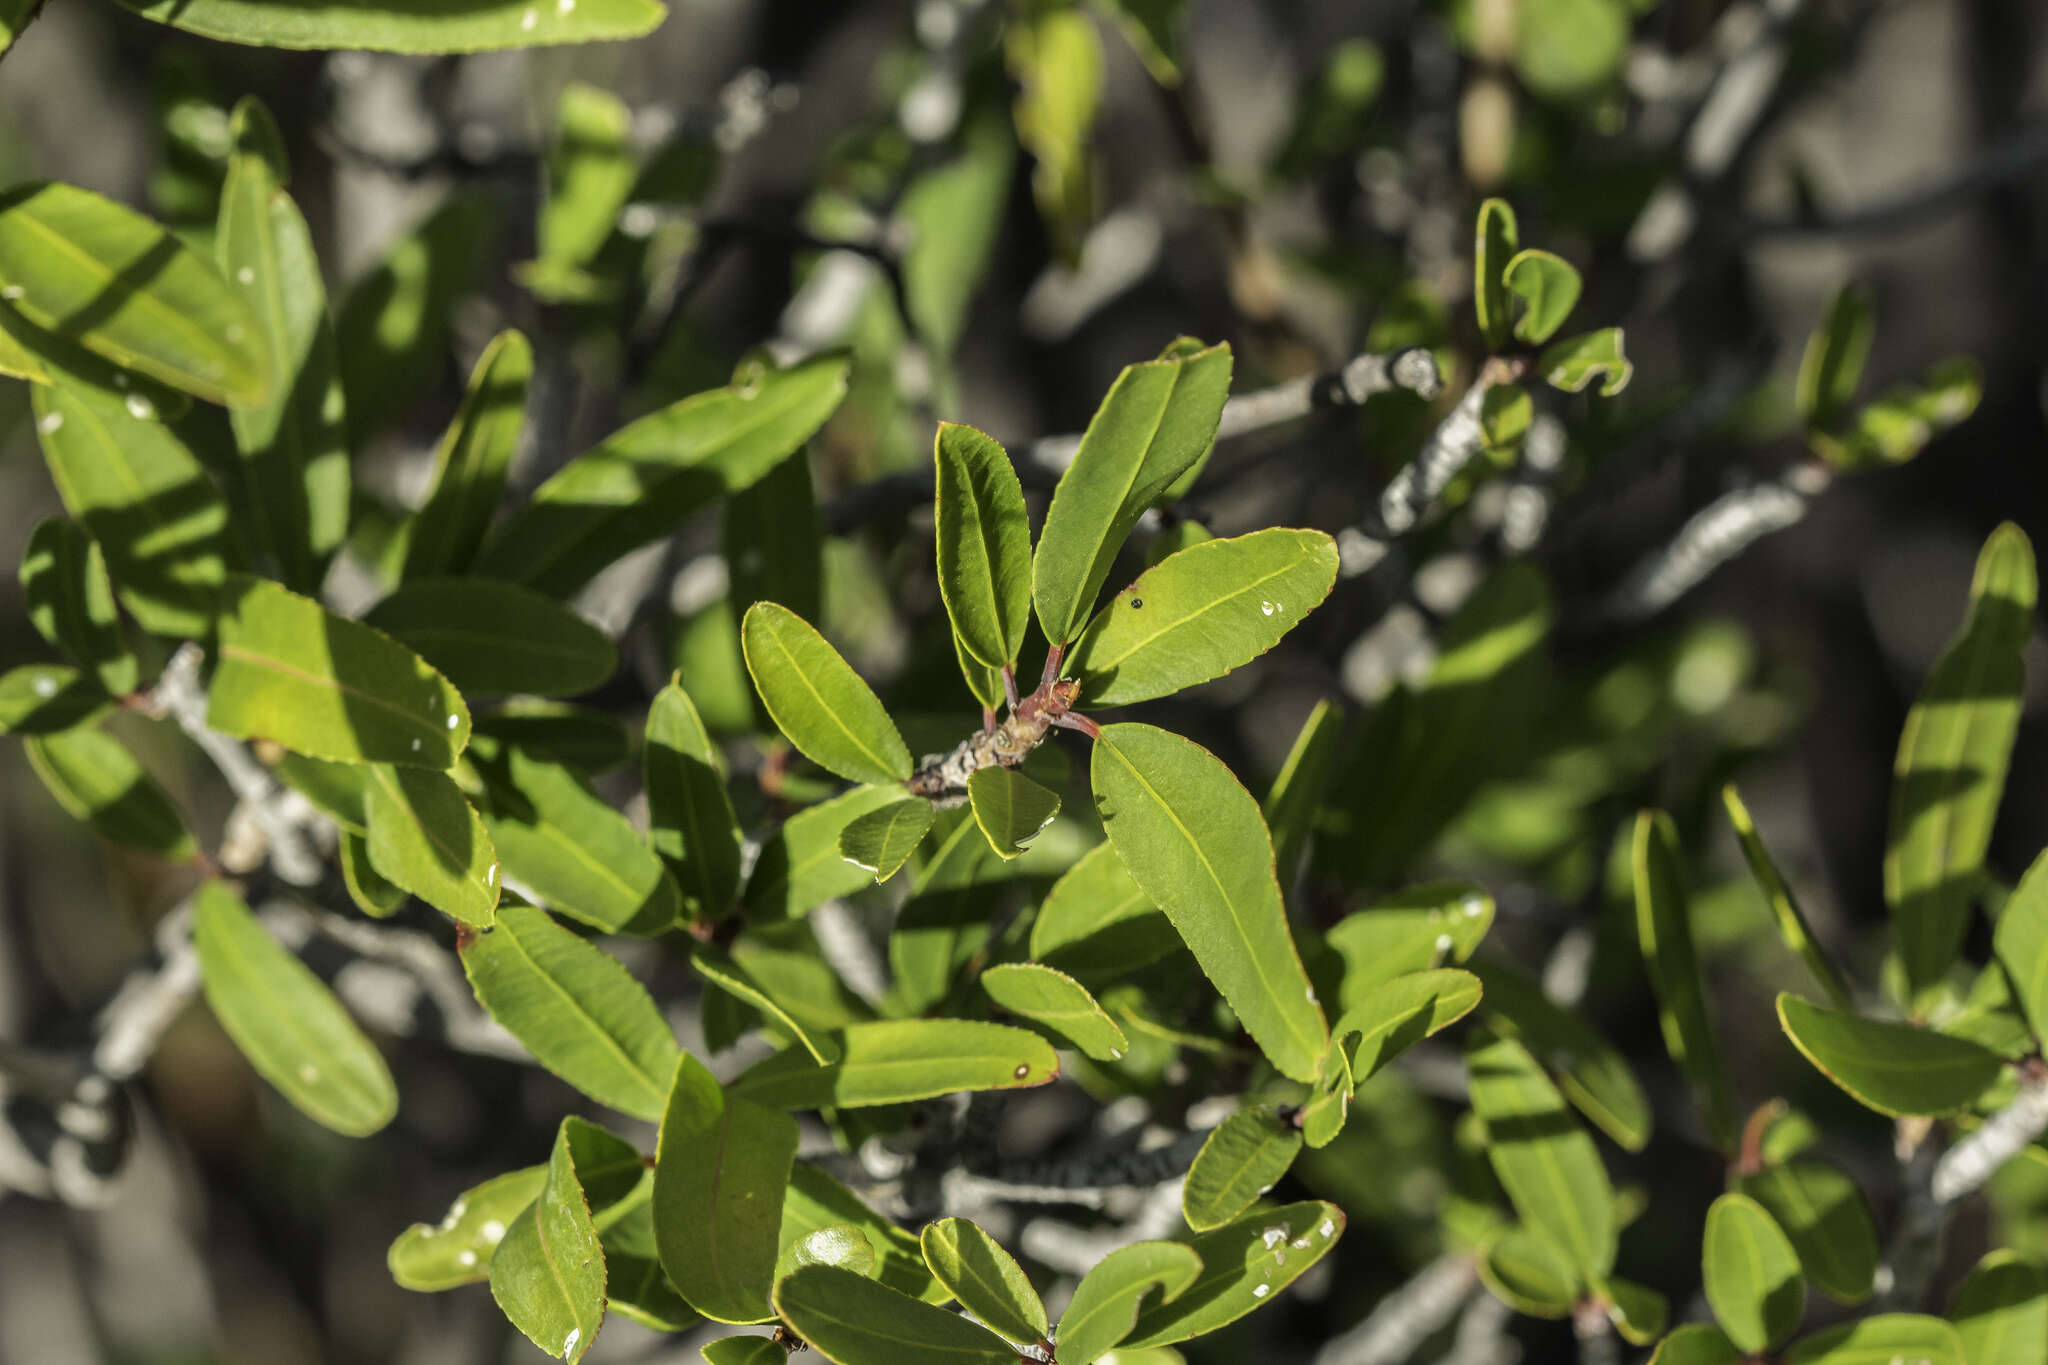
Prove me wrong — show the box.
[1931,1071,2048,1204]
[1019,1179,1188,1277]
[1572,1302,1619,1365]
[1736,123,2048,241]
[810,900,891,1006]
[1600,463,1830,623]
[1443,1291,1518,1365]
[1313,1255,1479,1365]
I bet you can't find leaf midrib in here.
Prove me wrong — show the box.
[490,912,669,1111]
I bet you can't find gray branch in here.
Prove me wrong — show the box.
[1602,464,1830,623]
[1932,1075,2048,1204]
[1313,1255,1479,1365]
[1340,375,1494,578]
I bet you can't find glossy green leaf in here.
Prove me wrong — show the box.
[1952,1251,2048,1365]
[1724,784,1852,1009]
[1328,968,1482,1084]
[1703,1192,1804,1352]
[1479,385,1533,450]
[646,679,743,922]
[0,665,109,736]
[1468,957,1651,1151]
[776,1264,1017,1365]
[600,1195,699,1332]
[538,84,634,268]
[1029,839,1178,978]
[1997,847,2048,1044]
[364,765,500,927]
[900,104,1014,358]
[654,1051,798,1324]
[216,98,348,593]
[1513,0,1627,97]
[1477,1225,1577,1317]
[0,180,270,405]
[273,751,367,830]
[476,744,679,934]
[1066,529,1336,707]
[340,829,406,917]
[366,578,615,698]
[690,944,839,1065]
[742,602,910,786]
[1182,1108,1303,1232]
[402,330,531,579]
[388,1165,546,1290]
[477,704,630,774]
[980,963,1128,1061]
[1326,882,1494,1012]
[459,903,680,1121]
[775,1224,877,1283]
[701,1338,786,1365]
[1650,1324,1744,1365]
[1092,723,1326,1082]
[1474,198,1519,351]
[1782,1314,1963,1365]
[1602,1276,1669,1345]
[729,1019,1058,1109]
[919,1218,1047,1346]
[209,576,470,767]
[1797,283,1874,431]
[1540,327,1632,396]
[968,766,1060,859]
[744,785,908,919]
[1006,5,1103,256]
[1502,248,1582,346]
[1466,1027,1614,1280]
[1738,1161,1877,1305]
[335,191,492,442]
[1633,809,1736,1150]
[116,0,664,52]
[1122,1201,1343,1348]
[935,422,1032,670]
[1776,993,2003,1117]
[1032,343,1232,646]
[476,354,849,598]
[1817,357,1982,471]
[724,446,822,626]
[26,727,194,859]
[1261,698,1342,881]
[22,519,135,697]
[489,1121,605,1364]
[1054,1241,1203,1365]
[1889,523,2033,1003]
[839,799,935,883]
[781,1165,946,1305]
[193,881,397,1136]
[28,364,231,638]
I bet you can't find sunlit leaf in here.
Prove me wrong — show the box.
[1776,993,2002,1117]
[1465,1026,1614,1280]
[1703,1193,1803,1352]
[775,1265,1017,1365]
[729,1019,1058,1109]
[1738,1160,1877,1305]
[1054,1241,1203,1365]
[1182,1108,1303,1232]
[980,963,1128,1062]
[839,798,937,883]
[116,0,665,53]
[1122,1202,1342,1348]
[402,329,531,580]
[1633,809,1737,1150]
[934,422,1032,670]
[645,678,743,921]
[489,1120,605,1363]
[26,726,194,859]
[364,764,500,927]
[968,765,1060,859]
[387,1165,545,1290]
[366,577,615,698]
[919,1218,1048,1347]
[742,601,910,787]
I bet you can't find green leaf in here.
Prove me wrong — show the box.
[980,963,1128,1061]
[1066,528,1337,706]
[1952,1251,2048,1365]
[690,944,840,1065]
[22,519,135,698]
[115,0,665,52]
[209,576,471,767]
[335,191,492,442]
[1328,968,1482,1084]
[900,107,1014,358]
[776,1225,877,1282]
[1650,1324,1744,1365]
[1797,283,1874,430]
[459,903,681,1121]
[645,679,743,922]
[1998,850,2048,1044]
[601,1195,699,1332]
[0,180,270,405]
[1122,1201,1343,1348]
[26,727,194,859]
[702,1339,786,1365]
[1468,957,1651,1151]
[1261,698,1343,883]
[935,423,1032,670]
[1703,1192,1804,1352]
[729,1019,1059,1109]
[1776,993,2003,1117]
[192,881,396,1136]
[475,744,680,934]
[1540,327,1632,396]
[1633,809,1737,1151]
[1724,784,1853,1010]
[1738,1161,1877,1305]
[1480,385,1533,451]
[1182,1108,1303,1232]
[477,704,630,775]
[490,1121,606,1364]
[340,829,407,917]
[1029,840,1178,979]
[476,354,849,598]
[1006,5,1103,257]
[1513,0,1628,99]
[1092,723,1327,1082]
[1601,1276,1669,1345]
[364,765,500,927]
[1477,1225,1577,1317]
[724,448,822,626]
[1817,357,1982,471]
[744,785,909,920]
[654,1051,798,1324]
[1889,523,2034,1003]
[741,602,911,786]
[1474,199,1519,351]
[839,799,936,883]
[1326,882,1494,1012]
[1032,343,1233,646]
[919,1218,1048,1346]
[402,329,531,579]
[216,98,348,594]
[1503,249,1581,346]
[0,665,110,736]
[1782,1314,1963,1365]
[538,84,634,269]
[1466,1026,1615,1280]
[388,1165,546,1290]
[968,766,1061,859]
[28,364,231,638]
[274,752,367,830]
[775,1265,1017,1365]
[366,578,615,698]
[1053,1241,1203,1365]
[781,1165,945,1305]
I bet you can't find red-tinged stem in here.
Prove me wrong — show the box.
[1002,664,1021,711]
[1052,711,1100,739]
[1039,642,1066,692]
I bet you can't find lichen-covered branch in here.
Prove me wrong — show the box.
[1602,464,1830,623]
[1313,1255,1479,1365]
